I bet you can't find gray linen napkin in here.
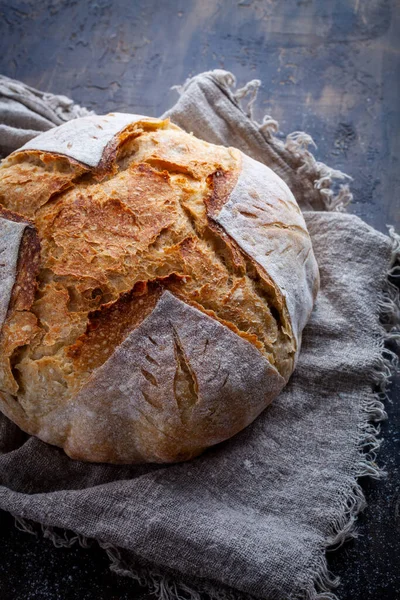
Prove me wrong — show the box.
[0,71,399,600]
[0,74,91,157]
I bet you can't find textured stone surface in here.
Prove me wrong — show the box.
[0,1,398,599]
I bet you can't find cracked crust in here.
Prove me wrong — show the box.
[209,153,319,348]
[0,113,318,463]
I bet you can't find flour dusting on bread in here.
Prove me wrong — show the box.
[0,218,26,329]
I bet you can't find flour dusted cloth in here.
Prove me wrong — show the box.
[0,71,399,600]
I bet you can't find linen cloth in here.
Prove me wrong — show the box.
[0,74,91,157]
[0,71,398,600]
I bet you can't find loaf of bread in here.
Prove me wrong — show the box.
[0,113,319,463]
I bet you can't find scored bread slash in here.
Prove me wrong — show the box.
[210,152,319,346]
[0,218,26,329]
[0,208,40,332]
[44,292,285,463]
[0,113,319,464]
[16,113,161,168]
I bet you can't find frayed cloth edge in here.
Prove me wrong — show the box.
[11,516,254,600]
[219,70,353,213]
[229,73,354,213]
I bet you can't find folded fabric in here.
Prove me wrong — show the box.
[0,71,398,600]
[0,74,91,157]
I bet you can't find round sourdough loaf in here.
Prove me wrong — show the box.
[0,113,319,463]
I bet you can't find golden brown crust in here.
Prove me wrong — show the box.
[205,168,240,216]
[4,220,40,314]
[0,151,87,217]
[67,276,183,375]
[35,163,183,287]
[0,114,317,463]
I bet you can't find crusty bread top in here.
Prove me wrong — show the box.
[0,113,319,463]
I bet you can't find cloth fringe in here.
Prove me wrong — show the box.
[11,516,254,600]
[236,73,354,213]
[0,74,92,123]
[233,78,261,121]
[98,542,247,600]
[13,516,92,549]
[9,74,400,600]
